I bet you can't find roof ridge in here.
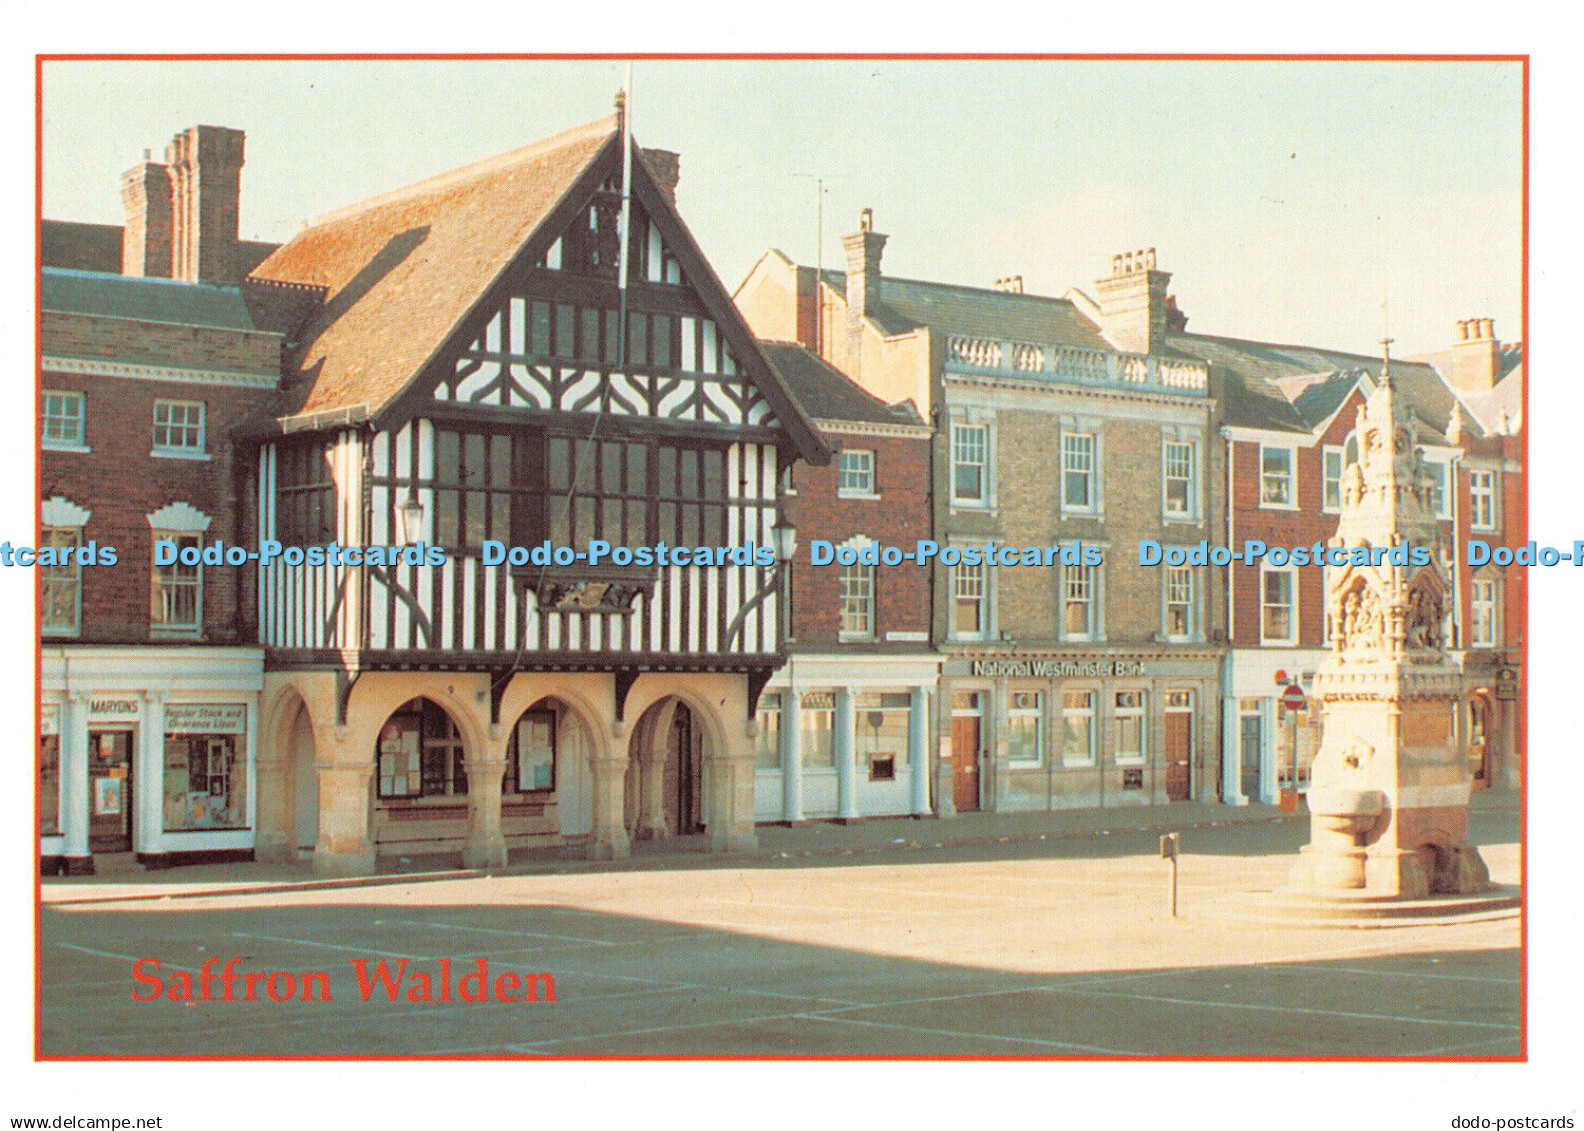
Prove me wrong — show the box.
[815,265,1076,307]
[310,113,619,228]
[1174,329,1436,370]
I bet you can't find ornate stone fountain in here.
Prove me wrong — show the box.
[1290,353,1490,900]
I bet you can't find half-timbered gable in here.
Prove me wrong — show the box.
[247,113,827,669]
[242,111,828,870]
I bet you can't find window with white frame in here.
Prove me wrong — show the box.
[1164,565,1195,640]
[1060,691,1096,765]
[952,560,989,638]
[1114,691,1145,764]
[837,449,875,496]
[1471,578,1500,647]
[1260,567,1296,644]
[41,390,85,449]
[1422,457,1449,518]
[41,527,82,636]
[1062,432,1097,512]
[1322,446,1344,512]
[951,422,989,505]
[151,532,202,632]
[838,562,875,638]
[1469,469,1497,531]
[152,399,206,455]
[1006,691,1043,767]
[1062,563,1100,640]
[1163,439,1196,518]
[1260,444,1295,507]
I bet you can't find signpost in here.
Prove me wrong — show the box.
[1160,833,1180,918]
[1279,683,1306,810]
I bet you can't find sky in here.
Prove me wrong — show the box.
[40,58,1522,358]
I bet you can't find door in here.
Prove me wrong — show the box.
[1164,711,1192,801]
[951,716,981,812]
[664,704,704,835]
[88,729,134,853]
[1239,713,1262,802]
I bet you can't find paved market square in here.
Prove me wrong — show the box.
[39,801,1520,1057]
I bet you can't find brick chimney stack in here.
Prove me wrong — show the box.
[1450,317,1500,391]
[119,152,173,278]
[165,125,246,285]
[1093,248,1171,355]
[841,208,888,376]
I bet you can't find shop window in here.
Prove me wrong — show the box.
[858,692,911,781]
[507,708,556,793]
[42,390,85,449]
[152,399,206,456]
[1061,691,1097,766]
[40,730,61,836]
[1006,691,1043,767]
[1114,691,1145,765]
[161,704,248,831]
[376,698,467,799]
[151,532,202,633]
[755,693,783,771]
[800,694,835,768]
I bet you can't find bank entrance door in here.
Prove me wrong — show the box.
[88,729,134,853]
[1164,692,1193,801]
[950,693,982,812]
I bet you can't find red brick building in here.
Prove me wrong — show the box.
[754,341,938,821]
[40,127,283,872]
[1180,323,1524,803]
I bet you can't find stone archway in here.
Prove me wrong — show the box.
[255,680,318,864]
[503,696,598,840]
[626,697,706,841]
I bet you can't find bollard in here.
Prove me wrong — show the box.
[1160,833,1180,918]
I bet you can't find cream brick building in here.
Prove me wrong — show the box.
[739,225,1224,813]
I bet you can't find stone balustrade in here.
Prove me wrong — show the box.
[943,334,1208,394]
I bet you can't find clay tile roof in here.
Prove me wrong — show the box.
[759,341,924,428]
[250,115,619,425]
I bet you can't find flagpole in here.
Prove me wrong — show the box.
[617,62,634,372]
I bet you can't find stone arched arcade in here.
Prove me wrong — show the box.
[255,668,759,875]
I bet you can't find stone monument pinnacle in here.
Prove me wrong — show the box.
[1291,370,1491,898]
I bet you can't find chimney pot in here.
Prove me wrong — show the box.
[164,124,246,285]
[840,208,888,377]
[1095,249,1171,354]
